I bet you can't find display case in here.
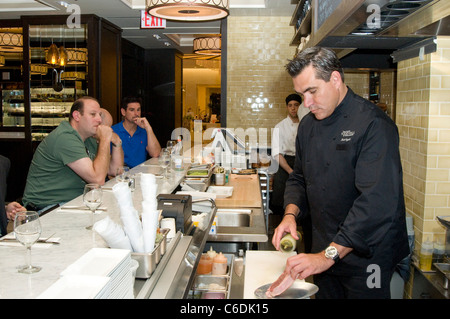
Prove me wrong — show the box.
[0,15,122,201]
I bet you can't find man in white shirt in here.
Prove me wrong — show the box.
[270,94,311,251]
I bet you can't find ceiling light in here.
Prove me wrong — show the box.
[193,36,221,55]
[146,0,229,22]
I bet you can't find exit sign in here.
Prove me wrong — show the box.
[141,11,166,29]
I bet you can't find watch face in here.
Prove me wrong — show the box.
[325,246,338,259]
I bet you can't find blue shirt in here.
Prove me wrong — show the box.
[112,121,148,168]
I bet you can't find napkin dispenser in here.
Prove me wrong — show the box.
[157,194,192,234]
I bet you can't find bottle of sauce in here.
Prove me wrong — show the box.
[280,231,302,253]
[419,238,433,271]
[197,254,212,275]
[212,252,227,275]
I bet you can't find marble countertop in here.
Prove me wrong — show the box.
[0,158,186,299]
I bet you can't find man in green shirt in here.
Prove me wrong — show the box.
[23,96,123,212]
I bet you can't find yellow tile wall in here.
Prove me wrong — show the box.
[397,36,450,253]
[226,15,297,135]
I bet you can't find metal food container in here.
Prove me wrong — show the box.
[131,228,169,279]
[190,253,234,299]
[434,263,450,289]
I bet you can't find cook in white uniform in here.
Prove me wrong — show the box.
[270,94,311,251]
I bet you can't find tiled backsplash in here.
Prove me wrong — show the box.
[397,36,450,251]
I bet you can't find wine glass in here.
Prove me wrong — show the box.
[158,148,171,179]
[83,183,103,230]
[166,140,177,173]
[115,166,130,183]
[14,211,42,274]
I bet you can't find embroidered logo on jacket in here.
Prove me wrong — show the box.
[340,130,355,142]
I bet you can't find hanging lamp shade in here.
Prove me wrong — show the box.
[58,45,68,67]
[46,43,60,66]
[146,0,229,21]
[193,36,221,55]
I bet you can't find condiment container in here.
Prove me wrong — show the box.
[419,238,433,271]
[280,231,302,253]
[197,254,212,275]
[215,173,225,186]
[212,252,227,275]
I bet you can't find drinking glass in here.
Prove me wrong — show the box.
[14,211,42,274]
[83,183,103,230]
[115,166,130,183]
[166,140,177,172]
[158,148,171,179]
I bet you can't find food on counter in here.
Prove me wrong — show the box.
[201,291,225,299]
[187,169,208,176]
[265,272,295,298]
[197,254,213,275]
[197,282,225,291]
[212,252,228,275]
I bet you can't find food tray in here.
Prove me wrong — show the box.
[190,253,234,299]
[186,164,214,179]
[207,186,234,198]
[131,228,169,279]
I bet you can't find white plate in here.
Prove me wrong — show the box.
[38,275,110,299]
[207,186,234,198]
[61,248,130,277]
[254,281,319,299]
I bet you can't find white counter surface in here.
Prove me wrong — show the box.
[0,158,186,299]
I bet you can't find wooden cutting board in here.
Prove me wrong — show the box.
[244,250,296,299]
[214,174,262,208]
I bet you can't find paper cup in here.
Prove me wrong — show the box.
[160,218,176,239]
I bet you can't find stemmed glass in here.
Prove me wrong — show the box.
[166,140,177,173]
[115,166,130,183]
[14,211,42,274]
[158,148,171,179]
[83,183,103,230]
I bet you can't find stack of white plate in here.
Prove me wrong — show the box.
[39,248,133,299]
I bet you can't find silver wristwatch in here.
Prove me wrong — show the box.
[324,245,340,263]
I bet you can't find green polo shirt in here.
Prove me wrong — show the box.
[23,121,98,209]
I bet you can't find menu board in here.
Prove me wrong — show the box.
[315,0,343,31]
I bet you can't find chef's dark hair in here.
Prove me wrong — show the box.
[122,96,143,110]
[285,46,345,83]
[69,96,99,120]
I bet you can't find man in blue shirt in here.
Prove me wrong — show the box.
[112,97,161,168]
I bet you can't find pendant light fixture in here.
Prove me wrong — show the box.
[46,43,60,66]
[193,36,221,55]
[146,0,229,22]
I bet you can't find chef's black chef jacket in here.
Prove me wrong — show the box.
[284,87,410,276]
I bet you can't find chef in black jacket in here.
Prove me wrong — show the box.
[272,47,409,299]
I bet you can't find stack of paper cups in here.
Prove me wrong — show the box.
[161,218,176,239]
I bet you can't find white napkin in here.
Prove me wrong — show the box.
[93,217,132,251]
[141,202,160,253]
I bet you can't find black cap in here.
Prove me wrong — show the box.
[285,94,302,105]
